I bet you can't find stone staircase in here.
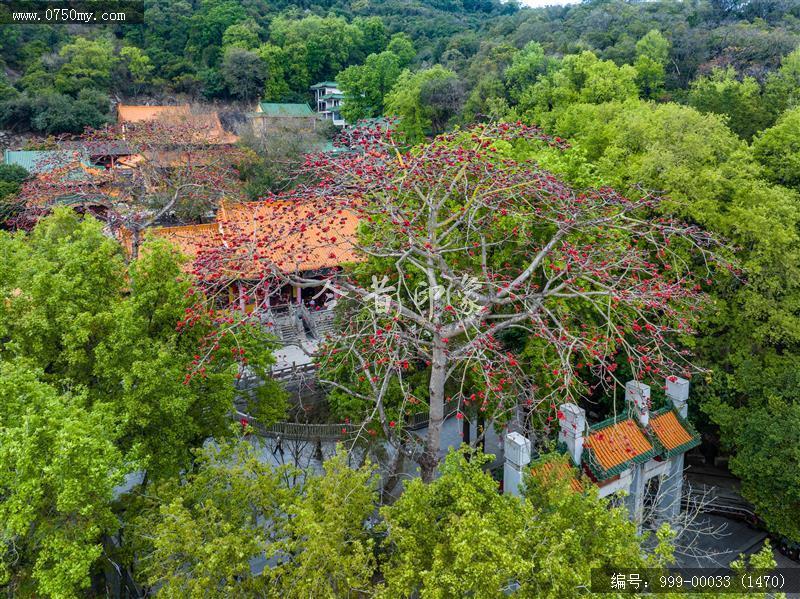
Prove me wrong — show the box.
[255,305,336,345]
[276,317,303,344]
[311,310,336,338]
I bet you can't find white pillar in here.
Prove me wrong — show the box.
[624,463,646,531]
[503,432,531,497]
[656,376,691,521]
[626,380,651,427]
[558,403,586,466]
[665,376,690,418]
[656,454,685,522]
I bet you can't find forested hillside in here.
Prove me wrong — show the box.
[1,0,799,134]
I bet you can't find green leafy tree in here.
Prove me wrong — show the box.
[708,398,800,540]
[634,29,669,99]
[0,209,285,478]
[0,73,17,103]
[33,90,110,134]
[752,106,800,191]
[461,42,518,121]
[688,67,770,140]
[384,65,459,142]
[504,41,549,104]
[256,43,293,101]
[269,15,363,88]
[0,364,123,598]
[54,37,119,95]
[186,0,247,66]
[419,71,465,133]
[134,439,289,597]
[0,164,29,227]
[0,164,28,201]
[222,47,267,100]
[338,50,403,121]
[0,89,110,134]
[138,442,377,598]
[386,33,415,68]
[269,449,378,597]
[379,450,668,597]
[0,209,285,596]
[513,98,800,538]
[519,51,639,128]
[354,16,389,58]
[120,46,155,94]
[222,19,262,50]
[763,46,800,120]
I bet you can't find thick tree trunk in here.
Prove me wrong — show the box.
[477,412,486,454]
[382,444,406,499]
[421,338,446,482]
[130,227,141,260]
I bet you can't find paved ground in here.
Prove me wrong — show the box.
[678,461,800,597]
[272,341,315,369]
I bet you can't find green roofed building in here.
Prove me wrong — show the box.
[3,150,94,180]
[254,102,314,118]
[251,102,317,133]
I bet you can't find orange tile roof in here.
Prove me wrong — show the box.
[117,105,238,144]
[217,200,361,274]
[149,223,222,259]
[585,419,653,472]
[649,410,694,451]
[117,104,192,123]
[126,199,360,277]
[531,460,583,492]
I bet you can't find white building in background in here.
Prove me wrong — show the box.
[310,81,346,126]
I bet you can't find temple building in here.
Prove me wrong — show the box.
[504,377,700,527]
[3,149,95,177]
[117,104,238,145]
[119,198,360,345]
[250,102,317,133]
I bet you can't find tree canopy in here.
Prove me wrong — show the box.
[0,209,285,596]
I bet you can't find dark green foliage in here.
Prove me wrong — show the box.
[339,50,404,121]
[508,95,800,540]
[688,67,772,140]
[0,165,29,187]
[0,165,29,228]
[0,89,110,134]
[222,47,267,100]
[708,397,800,539]
[0,0,797,122]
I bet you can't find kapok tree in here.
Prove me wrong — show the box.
[13,120,245,256]
[195,122,720,482]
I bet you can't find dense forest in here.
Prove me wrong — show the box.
[2,0,800,595]
[0,0,799,133]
